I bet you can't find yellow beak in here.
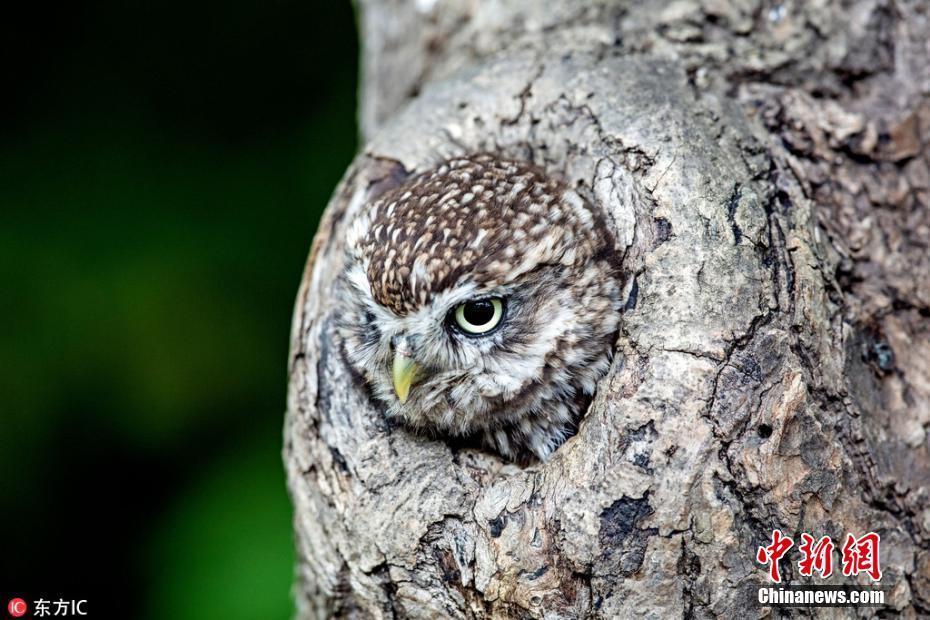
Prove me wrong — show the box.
[392,352,420,404]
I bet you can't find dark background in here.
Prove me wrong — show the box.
[1,2,358,617]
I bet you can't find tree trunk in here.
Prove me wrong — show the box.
[284,1,930,617]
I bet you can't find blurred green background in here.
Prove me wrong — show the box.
[1,1,357,617]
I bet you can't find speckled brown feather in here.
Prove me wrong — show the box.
[357,154,602,315]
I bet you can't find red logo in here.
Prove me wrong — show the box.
[798,533,835,578]
[7,598,27,618]
[842,532,882,581]
[756,530,882,583]
[756,529,794,583]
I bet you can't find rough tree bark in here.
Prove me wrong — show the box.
[285,1,930,617]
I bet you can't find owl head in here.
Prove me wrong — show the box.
[337,154,622,462]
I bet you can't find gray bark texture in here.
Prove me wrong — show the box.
[284,1,930,617]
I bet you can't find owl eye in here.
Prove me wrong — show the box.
[452,298,505,335]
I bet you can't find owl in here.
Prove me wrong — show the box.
[337,154,622,463]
